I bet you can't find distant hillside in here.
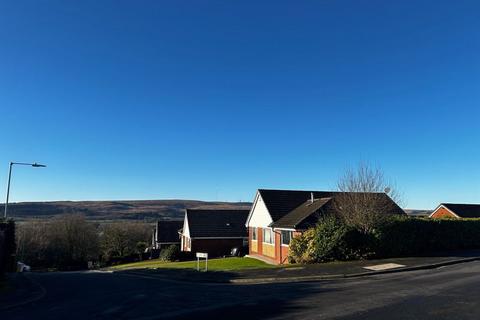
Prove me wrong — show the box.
[404,209,432,217]
[6,200,252,222]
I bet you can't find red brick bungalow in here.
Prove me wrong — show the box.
[245,189,405,265]
[430,203,480,219]
[180,209,249,257]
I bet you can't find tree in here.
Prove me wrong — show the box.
[47,214,99,269]
[16,215,99,270]
[100,222,151,263]
[334,163,402,233]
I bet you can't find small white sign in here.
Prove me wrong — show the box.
[196,252,208,258]
[363,263,405,271]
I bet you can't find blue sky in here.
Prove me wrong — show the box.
[0,1,479,209]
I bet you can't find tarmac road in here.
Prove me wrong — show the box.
[2,261,480,319]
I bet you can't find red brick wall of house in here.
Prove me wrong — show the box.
[249,227,264,256]
[249,228,304,264]
[431,207,458,219]
[191,238,245,257]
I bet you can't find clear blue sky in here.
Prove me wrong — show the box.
[0,1,479,209]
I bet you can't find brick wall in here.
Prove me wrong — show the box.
[431,207,458,219]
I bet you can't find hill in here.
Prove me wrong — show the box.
[404,209,433,217]
[5,200,252,222]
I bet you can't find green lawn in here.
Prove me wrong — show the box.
[108,257,276,271]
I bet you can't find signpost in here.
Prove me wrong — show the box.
[196,252,208,271]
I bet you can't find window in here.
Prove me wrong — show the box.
[281,230,292,246]
[263,228,274,244]
[252,228,257,240]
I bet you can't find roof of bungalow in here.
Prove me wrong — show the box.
[156,220,183,243]
[438,203,480,218]
[253,189,405,229]
[185,209,249,238]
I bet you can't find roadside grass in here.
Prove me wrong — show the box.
[108,257,276,271]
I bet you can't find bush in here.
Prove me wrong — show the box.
[289,216,374,263]
[159,245,179,262]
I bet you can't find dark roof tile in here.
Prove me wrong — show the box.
[258,189,405,227]
[271,198,332,229]
[186,209,249,238]
[156,220,183,243]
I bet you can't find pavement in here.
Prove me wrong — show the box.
[115,249,480,284]
[1,259,480,319]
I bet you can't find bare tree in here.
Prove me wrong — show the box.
[100,222,151,263]
[334,163,403,233]
[16,215,99,269]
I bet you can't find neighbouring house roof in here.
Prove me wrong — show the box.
[156,220,183,243]
[439,203,480,218]
[185,209,249,238]
[255,189,405,229]
[271,197,332,229]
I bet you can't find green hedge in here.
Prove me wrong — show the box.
[289,216,480,263]
[0,220,16,275]
[375,217,480,257]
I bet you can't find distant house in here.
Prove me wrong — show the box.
[430,203,480,219]
[152,220,183,249]
[245,189,405,265]
[180,209,250,257]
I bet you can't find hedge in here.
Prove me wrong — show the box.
[0,220,16,276]
[375,217,480,257]
[289,216,480,263]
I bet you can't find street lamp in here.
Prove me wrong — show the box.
[4,162,46,219]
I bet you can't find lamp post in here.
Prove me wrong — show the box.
[4,162,46,219]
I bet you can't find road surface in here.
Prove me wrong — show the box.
[2,261,480,319]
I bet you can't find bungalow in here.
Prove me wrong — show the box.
[180,209,250,257]
[245,189,405,264]
[429,203,480,219]
[152,220,183,249]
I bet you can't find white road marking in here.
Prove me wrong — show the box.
[363,263,406,271]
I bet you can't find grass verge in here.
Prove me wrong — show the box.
[108,257,276,271]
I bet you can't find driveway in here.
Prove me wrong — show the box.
[2,261,480,319]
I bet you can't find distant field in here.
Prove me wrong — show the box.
[108,257,275,271]
[6,199,251,222]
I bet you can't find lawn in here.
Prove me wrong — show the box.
[108,257,276,271]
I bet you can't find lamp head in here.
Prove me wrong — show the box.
[32,163,46,168]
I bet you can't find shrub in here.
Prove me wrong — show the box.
[289,216,374,263]
[159,245,179,262]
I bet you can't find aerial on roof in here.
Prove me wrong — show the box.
[185,209,249,238]
[156,220,183,243]
[438,203,480,218]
